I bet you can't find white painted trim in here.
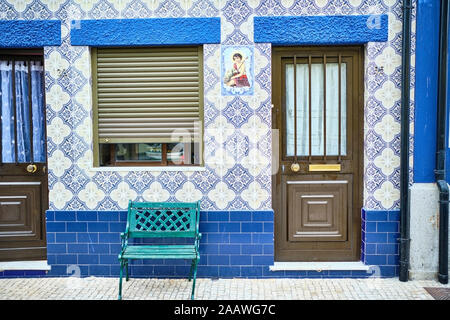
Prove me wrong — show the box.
[301,195,334,198]
[0,260,51,272]
[0,182,41,185]
[269,261,371,271]
[286,180,348,184]
[88,166,206,172]
[0,196,27,199]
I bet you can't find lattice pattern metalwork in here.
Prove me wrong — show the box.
[133,208,193,232]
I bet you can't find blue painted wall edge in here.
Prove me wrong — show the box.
[70,17,221,46]
[414,0,440,183]
[0,20,61,48]
[254,15,388,45]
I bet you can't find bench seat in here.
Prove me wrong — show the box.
[120,245,198,260]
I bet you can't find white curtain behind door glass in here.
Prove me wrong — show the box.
[0,60,45,163]
[286,63,346,157]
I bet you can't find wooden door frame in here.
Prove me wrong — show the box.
[0,49,49,261]
[271,45,364,262]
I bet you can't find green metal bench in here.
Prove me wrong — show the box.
[118,200,201,300]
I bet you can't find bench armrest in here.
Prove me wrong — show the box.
[120,232,128,250]
[194,232,202,252]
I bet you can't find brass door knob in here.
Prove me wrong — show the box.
[290,163,300,172]
[26,164,37,173]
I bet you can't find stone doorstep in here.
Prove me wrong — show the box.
[0,260,51,272]
[269,261,371,272]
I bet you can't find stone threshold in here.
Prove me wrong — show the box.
[270,261,371,272]
[0,260,51,272]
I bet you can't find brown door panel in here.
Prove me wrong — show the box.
[0,175,48,261]
[287,180,349,243]
[0,247,46,262]
[272,46,363,262]
[278,175,356,258]
[0,183,43,241]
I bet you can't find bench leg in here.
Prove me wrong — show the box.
[125,260,129,281]
[191,259,198,300]
[188,259,195,281]
[118,260,124,300]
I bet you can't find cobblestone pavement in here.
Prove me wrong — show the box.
[0,277,449,300]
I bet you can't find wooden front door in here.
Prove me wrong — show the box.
[0,51,48,261]
[272,46,363,262]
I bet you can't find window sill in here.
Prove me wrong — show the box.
[269,261,370,271]
[0,260,51,272]
[88,166,206,172]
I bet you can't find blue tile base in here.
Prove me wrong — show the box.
[0,209,400,279]
[361,209,400,277]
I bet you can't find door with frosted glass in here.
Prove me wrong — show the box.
[272,47,362,261]
[0,51,48,261]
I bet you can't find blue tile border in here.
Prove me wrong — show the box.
[361,208,400,277]
[70,17,221,47]
[254,15,388,45]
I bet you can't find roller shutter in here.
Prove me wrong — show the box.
[92,46,203,144]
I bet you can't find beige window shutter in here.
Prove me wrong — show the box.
[92,46,203,144]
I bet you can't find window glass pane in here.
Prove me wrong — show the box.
[99,142,200,165]
[115,143,162,162]
[285,62,346,157]
[325,63,347,156]
[310,63,324,156]
[168,142,200,165]
[167,143,184,164]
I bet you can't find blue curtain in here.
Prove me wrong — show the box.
[31,61,45,163]
[1,61,14,163]
[0,60,45,163]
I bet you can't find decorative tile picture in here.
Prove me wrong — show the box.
[221,45,254,96]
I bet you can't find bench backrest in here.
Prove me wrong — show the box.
[126,201,200,238]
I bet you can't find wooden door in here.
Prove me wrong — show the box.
[0,51,48,261]
[272,46,363,262]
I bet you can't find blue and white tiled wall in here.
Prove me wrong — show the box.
[0,0,415,278]
[43,210,276,278]
[0,209,398,278]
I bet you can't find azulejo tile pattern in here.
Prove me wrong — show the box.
[0,0,415,212]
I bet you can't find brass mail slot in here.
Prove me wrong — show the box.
[308,164,341,172]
